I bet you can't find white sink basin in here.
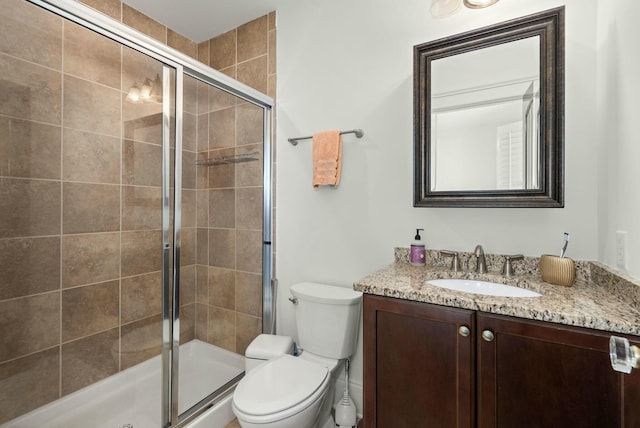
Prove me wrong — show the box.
[427,279,541,298]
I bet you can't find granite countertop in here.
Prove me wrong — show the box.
[353,248,640,336]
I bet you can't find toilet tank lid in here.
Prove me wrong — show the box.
[245,334,294,360]
[290,282,362,305]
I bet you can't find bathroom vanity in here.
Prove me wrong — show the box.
[355,250,640,428]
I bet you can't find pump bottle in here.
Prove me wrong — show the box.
[410,229,426,266]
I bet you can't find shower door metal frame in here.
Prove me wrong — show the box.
[25,1,274,427]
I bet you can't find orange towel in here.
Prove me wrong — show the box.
[312,130,342,188]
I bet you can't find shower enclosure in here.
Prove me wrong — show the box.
[0,0,273,426]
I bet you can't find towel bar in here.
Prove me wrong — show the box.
[288,129,364,146]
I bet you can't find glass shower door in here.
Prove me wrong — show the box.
[0,1,176,425]
[175,73,268,419]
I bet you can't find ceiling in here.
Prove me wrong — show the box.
[122,0,280,43]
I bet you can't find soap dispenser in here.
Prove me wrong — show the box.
[410,229,426,266]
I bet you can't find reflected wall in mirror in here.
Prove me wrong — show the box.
[414,7,564,207]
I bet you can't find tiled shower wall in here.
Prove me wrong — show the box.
[0,0,275,423]
[192,13,277,355]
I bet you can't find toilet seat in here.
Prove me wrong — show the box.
[233,355,329,424]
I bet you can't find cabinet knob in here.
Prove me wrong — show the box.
[458,325,471,337]
[482,330,495,342]
[610,336,640,374]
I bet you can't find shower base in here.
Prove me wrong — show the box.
[2,340,243,428]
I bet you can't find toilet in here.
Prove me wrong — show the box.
[232,282,363,428]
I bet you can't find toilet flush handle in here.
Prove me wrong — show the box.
[288,297,298,304]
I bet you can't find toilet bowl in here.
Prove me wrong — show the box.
[232,354,334,428]
[232,282,362,428]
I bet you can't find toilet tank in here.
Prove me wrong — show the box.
[290,282,363,359]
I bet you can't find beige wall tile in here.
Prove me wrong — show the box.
[209,30,236,70]
[237,16,268,63]
[197,113,209,152]
[197,228,209,265]
[62,232,119,288]
[235,144,263,187]
[219,65,237,79]
[61,328,118,395]
[208,267,235,310]
[0,292,60,362]
[63,21,121,89]
[208,148,236,189]
[182,150,197,189]
[168,29,197,59]
[0,117,61,180]
[236,187,262,231]
[268,11,276,31]
[210,86,237,112]
[197,40,210,66]
[197,80,210,115]
[208,306,235,352]
[122,4,166,44]
[181,227,196,266]
[180,265,196,305]
[63,75,121,138]
[120,315,162,369]
[122,272,162,323]
[182,189,197,229]
[183,112,197,152]
[184,75,198,115]
[180,303,195,343]
[236,229,262,274]
[268,29,277,75]
[122,139,162,186]
[62,280,119,342]
[0,347,59,424]
[122,44,162,88]
[236,102,264,146]
[237,56,268,94]
[209,107,236,149]
[0,178,60,239]
[121,230,162,277]
[122,185,162,231]
[209,189,235,228]
[0,237,60,300]
[196,265,209,305]
[63,183,120,234]
[268,74,276,99]
[195,303,208,341]
[63,129,120,184]
[123,107,163,146]
[197,189,209,227]
[78,0,121,21]
[0,55,61,125]
[236,313,262,356]
[0,0,62,69]
[236,272,261,317]
[209,228,236,269]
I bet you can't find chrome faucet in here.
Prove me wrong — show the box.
[474,245,487,273]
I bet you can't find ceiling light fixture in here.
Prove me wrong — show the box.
[430,0,461,18]
[463,0,500,9]
[126,74,162,104]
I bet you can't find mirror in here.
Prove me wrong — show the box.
[414,7,564,207]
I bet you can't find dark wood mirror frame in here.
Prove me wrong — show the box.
[413,7,564,208]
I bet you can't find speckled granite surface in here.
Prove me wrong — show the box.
[354,248,640,336]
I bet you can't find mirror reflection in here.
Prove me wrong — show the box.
[430,36,540,192]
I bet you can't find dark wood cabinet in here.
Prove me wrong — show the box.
[363,294,475,428]
[477,313,640,428]
[363,295,640,428]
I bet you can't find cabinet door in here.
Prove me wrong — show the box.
[363,295,475,428]
[477,313,640,428]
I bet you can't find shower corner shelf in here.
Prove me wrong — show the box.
[196,151,259,166]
